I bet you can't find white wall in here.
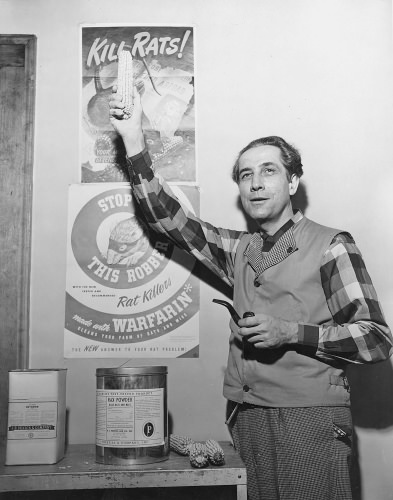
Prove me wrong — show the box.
[1,0,392,498]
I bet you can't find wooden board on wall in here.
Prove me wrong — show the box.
[0,35,36,456]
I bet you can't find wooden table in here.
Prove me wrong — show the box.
[0,442,247,499]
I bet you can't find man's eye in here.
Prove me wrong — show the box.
[240,172,252,180]
[264,168,275,175]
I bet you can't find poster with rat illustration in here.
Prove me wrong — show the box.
[81,25,195,183]
[64,183,199,358]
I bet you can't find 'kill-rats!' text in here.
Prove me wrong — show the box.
[86,29,192,67]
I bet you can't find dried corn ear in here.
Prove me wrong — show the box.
[169,434,194,456]
[117,50,134,119]
[189,442,209,468]
[205,439,225,466]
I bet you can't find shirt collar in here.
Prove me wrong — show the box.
[260,210,303,251]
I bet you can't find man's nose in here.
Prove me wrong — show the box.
[250,173,265,191]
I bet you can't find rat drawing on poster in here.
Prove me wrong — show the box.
[81,25,195,183]
[64,183,200,358]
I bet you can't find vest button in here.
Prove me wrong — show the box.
[287,246,293,254]
[243,384,250,392]
[254,279,260,287]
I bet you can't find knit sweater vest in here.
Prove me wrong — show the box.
[223,216,350,407]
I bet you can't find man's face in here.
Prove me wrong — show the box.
[238,145,299,232]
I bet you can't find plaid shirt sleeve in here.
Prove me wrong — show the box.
[298,233,393,364]
[126,149,244,288]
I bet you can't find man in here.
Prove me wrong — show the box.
[109,88,392,500]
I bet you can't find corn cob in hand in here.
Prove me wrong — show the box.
[205,439,225,466]
[169,434,195,456]
[117,50,134,119]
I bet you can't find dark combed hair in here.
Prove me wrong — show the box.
[232,136,304,183]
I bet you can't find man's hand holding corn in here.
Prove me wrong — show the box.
[109,84,145,157]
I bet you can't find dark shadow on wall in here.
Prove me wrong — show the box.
[347,361,393,500]
[291,181,309,215]
[194,260,233,300]
[347,361,393,430]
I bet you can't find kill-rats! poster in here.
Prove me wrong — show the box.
[80,25,195,183]
[64,183,200,358]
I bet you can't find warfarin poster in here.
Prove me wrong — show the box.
[81,25,195,183]
[64,183,199,358]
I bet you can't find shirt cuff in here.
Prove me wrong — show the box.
[298,323,320,347]
[126,148,153,178]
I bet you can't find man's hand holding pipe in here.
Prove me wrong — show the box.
[238,314,299,349]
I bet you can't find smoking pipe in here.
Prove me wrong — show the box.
[212,299,254,325]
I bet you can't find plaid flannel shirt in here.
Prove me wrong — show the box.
[127,149,392,365]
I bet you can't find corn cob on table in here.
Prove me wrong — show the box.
[0,442,247,499]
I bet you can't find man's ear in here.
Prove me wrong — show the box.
[289,175,300,196]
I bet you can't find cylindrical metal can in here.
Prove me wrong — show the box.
[95,366,168,465]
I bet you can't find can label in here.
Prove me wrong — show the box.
[96,388,164,447]
[7,401,58,440]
